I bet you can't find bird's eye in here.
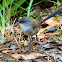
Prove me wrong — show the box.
[19,20,24,24]
[19,22,23,24]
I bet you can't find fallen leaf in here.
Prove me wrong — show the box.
[45,25,57,32]
[35,5,41,12]
[2,50,10,53]
[42,16,59,26]
[12,52,47,60]
[10,45,19,50]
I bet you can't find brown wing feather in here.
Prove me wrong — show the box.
[32,21,40,28]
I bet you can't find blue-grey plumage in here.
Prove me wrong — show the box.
[16,7,62,36]
[18,17,39,36]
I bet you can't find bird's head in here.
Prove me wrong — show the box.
[16,17,34,26]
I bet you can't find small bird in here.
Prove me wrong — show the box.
[16,7,62,36]
[16,17,40,36]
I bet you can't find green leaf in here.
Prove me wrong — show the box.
[27,0,33,17]
[0,0,15,10]
[11,10,23,17]
[10,0,26,14]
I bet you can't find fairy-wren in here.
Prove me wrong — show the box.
[16,7,62,36]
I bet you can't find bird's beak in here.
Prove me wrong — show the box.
[13,21,19,27]
[15,18,24,24]
[16,22,19,24]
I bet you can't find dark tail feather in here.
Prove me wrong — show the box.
[41,7,62,23]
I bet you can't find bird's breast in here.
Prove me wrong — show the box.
[19,23,40,36]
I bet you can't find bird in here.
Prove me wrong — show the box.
[16,7,62,36]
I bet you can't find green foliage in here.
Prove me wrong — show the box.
[60,0,62,4]
[0,0,26,19]
[55,34,60,37]
[0,0,61,36]
[10,0,26,17]
[0,0,26,36]
[27,0,33,17]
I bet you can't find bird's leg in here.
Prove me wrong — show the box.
[32,35,38,41]
[28,36,33,42]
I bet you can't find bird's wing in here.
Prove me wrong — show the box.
[32,21,40,28]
